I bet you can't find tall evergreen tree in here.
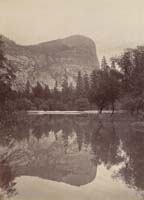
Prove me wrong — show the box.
[110,58,116,69]
[69,82,74,99]
[43,84,51,100]
[61,69,69,102]
[101,56,109,71]
[24,80,31,99]
[53,80,59,100]
[76,71,83,98]
[83,72,90,97]
[32,81,44,98]
[90,70,97,90]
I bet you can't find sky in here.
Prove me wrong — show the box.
[1,0,144,61]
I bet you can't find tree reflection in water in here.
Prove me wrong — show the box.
[0,159,16,198]
[115,127,144,191]
[0,113,144,197]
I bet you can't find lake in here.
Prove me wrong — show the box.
[0,112,144,200]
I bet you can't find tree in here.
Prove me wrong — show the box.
[114,47,144,113]
[83,72,90,97]
[115,51,132,91]
[69,82,74,99]
[110,58,116,69]
[76,71,83,98]
[90,70,97,92]
[0,36,15,107]
[24,80,31,99]
[53,80,59,100]
[75,97,90,111]
[61,69,69,102]
[89,64,121,114]
[43,84,51,100]
[32,81,44,98]
[101,56,109,71]
[107,68,121,114]
[15,98,33,110]
[90,70,109,113]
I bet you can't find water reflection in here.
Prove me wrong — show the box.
[0,113,144,199]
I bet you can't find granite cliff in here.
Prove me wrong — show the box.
[2,35,99,90]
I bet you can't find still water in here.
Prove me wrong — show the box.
[0,113,144,200]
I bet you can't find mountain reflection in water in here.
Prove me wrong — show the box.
[0,113,144,200]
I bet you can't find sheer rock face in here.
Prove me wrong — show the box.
[2,35,99,89]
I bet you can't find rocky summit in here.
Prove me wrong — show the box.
[2,35,99,90]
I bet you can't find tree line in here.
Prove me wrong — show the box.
[1,36,144,114]
[0,65,121,112]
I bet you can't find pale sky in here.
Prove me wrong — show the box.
[1,0,144,61]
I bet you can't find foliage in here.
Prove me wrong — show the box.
[15,98,34,110]
[83,72,90,97]
[0,36,16,107]
[76,71,83,98]
[43,85,51,100]
[89,59,122,113]
[75,97,90,111]
[32,81,44,98]
[1,45,144,113]
[114,46,144,113]
[4,100,16,112]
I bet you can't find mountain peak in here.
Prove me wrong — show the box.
[3,34,99,90]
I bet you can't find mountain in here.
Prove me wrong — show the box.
[2,35,99,90]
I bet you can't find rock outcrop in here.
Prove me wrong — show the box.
[2,35,99,90]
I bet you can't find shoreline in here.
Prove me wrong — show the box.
[27,110,125,115]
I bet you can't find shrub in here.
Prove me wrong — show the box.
[75,98,90,111]
[32,98,44,110]
[56,102,68,110]
[15,98,34,110]
[39,103,50,111]
[120,95,144,114]
[4,100,16,112]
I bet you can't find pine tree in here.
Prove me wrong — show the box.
[61,69,69,102]
[110,58,116,69]
[83,72,90,97]
[90,70,97,91]
[32,81,44,98]
[69,82,74,98]
[67,82,75,109]
[76,71,83,97]
[24,80,31,99]
[101,56,109,71]
[53,80,59,100]
[43,85,51,100]
[62,69,68,90]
